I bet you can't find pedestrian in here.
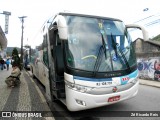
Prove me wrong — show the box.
[5,64,21,88]
[5,58,10,70]
[0,58,5,70]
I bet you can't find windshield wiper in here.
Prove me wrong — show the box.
[111,34,131,72]
[93,46,103,77]
[101,33,107,59]
[92,33,107,77]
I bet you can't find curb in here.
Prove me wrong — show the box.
[139,79,160,88]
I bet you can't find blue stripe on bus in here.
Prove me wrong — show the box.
[73,76,112,82]
[120,70,138,80]
[120,70,138,85]
[129,70,138,78]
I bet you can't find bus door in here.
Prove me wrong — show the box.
[49,27,65,99]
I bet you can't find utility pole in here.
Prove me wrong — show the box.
[19,16,27,70]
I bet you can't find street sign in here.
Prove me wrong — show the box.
[4,15,9,34]
[0,11,11,34]
[3,11,11,15]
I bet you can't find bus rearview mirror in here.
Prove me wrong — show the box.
[126,24,149,41]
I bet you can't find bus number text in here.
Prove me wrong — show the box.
[96,82,112,86]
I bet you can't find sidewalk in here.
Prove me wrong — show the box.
[0,67,55,120]
[139,78,160,88]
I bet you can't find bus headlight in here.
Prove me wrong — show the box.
[65,81,93,93]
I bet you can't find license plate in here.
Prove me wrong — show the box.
[108,95,120,102]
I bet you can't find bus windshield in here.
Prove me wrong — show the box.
[65,16,137,72]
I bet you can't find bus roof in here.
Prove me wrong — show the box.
[58,12,123,22]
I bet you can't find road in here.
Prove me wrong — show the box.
[31,73,160,120]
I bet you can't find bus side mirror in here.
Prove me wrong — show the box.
[126,24,149,41]
[57,15,68,40]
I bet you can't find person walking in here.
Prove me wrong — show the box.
[5,58,10,70]
[0,58,5,70]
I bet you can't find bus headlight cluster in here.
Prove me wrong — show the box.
[65,81,93,93]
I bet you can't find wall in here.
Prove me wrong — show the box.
[137,57,160,81]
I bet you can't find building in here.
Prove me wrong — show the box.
[134,38,160,81]
[0,26,7,58]
[134,38,160,58]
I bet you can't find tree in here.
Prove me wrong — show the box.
[12,48,19,56]
[12,48,21,69]
[152,34,160,41]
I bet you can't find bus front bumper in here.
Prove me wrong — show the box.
[65,81,139,111]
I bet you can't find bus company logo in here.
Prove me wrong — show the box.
[112,86,118,92]
[122,77,129,81]
[2,112,11,117]
[104,73,122,77]
[104,73,115,77]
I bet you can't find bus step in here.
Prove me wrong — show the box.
[58,92,66,98]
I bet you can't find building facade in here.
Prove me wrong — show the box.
[0,26,7,58]
[134,38,160,81]
[134,38,160,58]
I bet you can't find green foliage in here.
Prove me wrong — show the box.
[12,47,19,56]
[152,34,160,41]
[6,47,20,57]
[11,47,21,69]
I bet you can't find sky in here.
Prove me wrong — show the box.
[0,0,160,48]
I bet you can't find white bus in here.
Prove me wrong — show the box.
[30,12,148,111]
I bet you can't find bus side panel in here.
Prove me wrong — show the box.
[30,58,39,79]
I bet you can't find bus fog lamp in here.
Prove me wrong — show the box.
[75,99,86,106]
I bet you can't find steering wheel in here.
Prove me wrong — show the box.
[80,55,97,69]
[81,55,97,60]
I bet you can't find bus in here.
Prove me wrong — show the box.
[30,12,148,111]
